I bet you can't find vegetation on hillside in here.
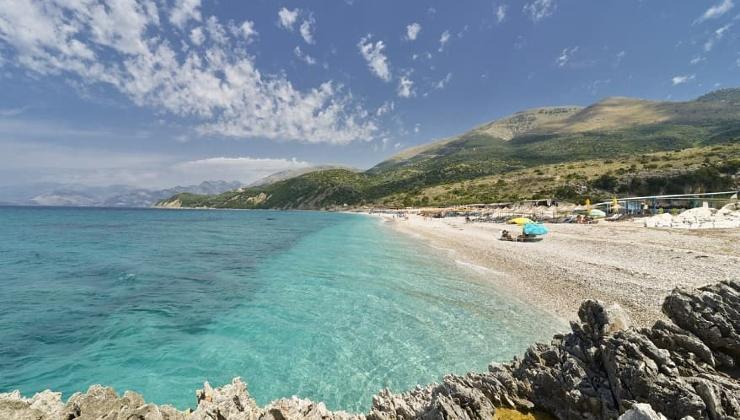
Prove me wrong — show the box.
[157,88,740,210]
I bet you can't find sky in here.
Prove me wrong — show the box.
[0,0,738,188]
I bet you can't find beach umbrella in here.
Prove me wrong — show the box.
[508,217,533,225]
[589,209,606,218]
[611,197,622,213]
[523,223,549,236]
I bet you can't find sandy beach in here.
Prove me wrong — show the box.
[380,214,740,327]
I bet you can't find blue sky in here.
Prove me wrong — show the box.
[0,0,737,188]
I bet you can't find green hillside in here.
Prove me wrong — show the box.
[156,88,740,209]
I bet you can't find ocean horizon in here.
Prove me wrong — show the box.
[0,206,563,412]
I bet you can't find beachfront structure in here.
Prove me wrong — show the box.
[593,191,739,215]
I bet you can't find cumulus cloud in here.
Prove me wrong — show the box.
[189,27,205,45]
[556,46,579,67]
[0,1,375,144]
[523,0,556,22]
[358,35,391,81]
[170,0,202,29]
[278,8,314,44]
[397,76,415,98]
[672,74,695,85]
[695,0,734,23]
[376,101,395,116]
[294,46,316,65]
[405,23,421,41]
[496,4,508,23]
[704,23,732,51]
[438,30,451,52]
[236,21,257,42]
[277,7,299,30]
[299,15,316,44]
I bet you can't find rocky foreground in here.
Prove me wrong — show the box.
[2,281,738,420]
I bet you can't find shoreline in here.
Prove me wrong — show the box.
[4,281,737,419]
[374,213,740,327]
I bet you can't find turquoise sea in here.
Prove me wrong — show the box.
[0,207,563,412]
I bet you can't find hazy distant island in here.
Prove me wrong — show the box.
[155,88,740,211]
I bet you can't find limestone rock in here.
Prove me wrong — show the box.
[663,281,740,363]
[618,403,667,420]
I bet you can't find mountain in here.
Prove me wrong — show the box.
[102,181,243,207]
[246,165,355,188]
[157,88,740,210]
[0,181,242,207]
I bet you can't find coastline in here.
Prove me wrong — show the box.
[374,213,740,327]
[4,280,738,419]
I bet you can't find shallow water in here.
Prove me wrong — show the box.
[0,207,563,412]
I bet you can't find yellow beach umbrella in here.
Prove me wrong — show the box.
[508,217,534,225]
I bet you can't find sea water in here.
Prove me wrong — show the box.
[0,207,563,412]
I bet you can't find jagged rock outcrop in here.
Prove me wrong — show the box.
[2,281,738,420]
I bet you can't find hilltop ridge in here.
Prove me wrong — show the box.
[157,87,740,210]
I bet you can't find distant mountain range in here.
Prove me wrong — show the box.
[156,87,739,209]
[0,181,242,208]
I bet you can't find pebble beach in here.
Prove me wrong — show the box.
[382,214,740,327]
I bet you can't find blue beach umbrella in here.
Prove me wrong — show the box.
[523,223,549,236]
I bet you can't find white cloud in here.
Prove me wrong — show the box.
[523,0,556,22]
[397,76,415,98]
[237,21,257,42]
[438,30,451,52]
[293,46,316,65]
[690,56,705,65]
[0,135,313,187]
[277,8,315,45]
[496,5,508,23]
[672,74,695,85]
[170,0,202,29]
[172,157,311,185]
[434,72,452,89]
[358,35,391,81]
[0,1,375,144]
[376,101,395,116]
[299,16,315,44]
[704,23,732,51]
[556,46,579,67]
[696,0,734,23]
[189,27,205,45]
[205,16,228,44]
[413,123,420,133]
[278,7,299,30]
[405,23,421,41]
